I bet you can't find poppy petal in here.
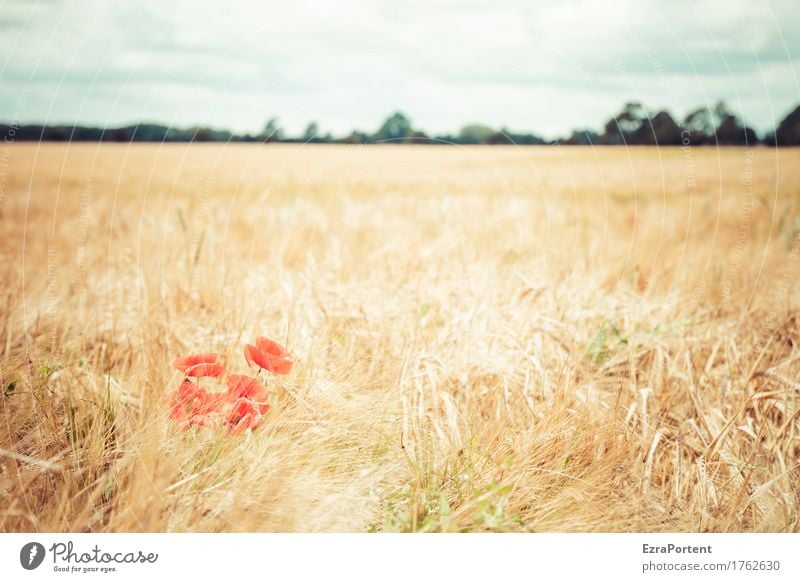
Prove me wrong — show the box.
[173,353,223,376]
[245,337,293,375]
[185,363,226,378]
[244,344,268,369]
[256,337,287,357]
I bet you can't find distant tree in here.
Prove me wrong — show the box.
[262,118,283,142]
[71,125,105,140]
[715,115,756,145]
[457,123,495,144]
[46,126,70,141]
[407,130,429,144]
[773,105,800,146]
[618,102,647,134]
[712,101,732,124]
[512,132,546,145]
[372,112,414,142]
[193,128,213,142]
[339,130,369,144]
[432,133,456,144]
[128,124,167,141]
[487,128,547,145]
[8,99,794,146]
[601,101,647,144]
[105,127,131,142]
[303,121,320,142]
[485,132,509,145]
[640,111,682,145]
[560,129,600,145]
[713,102,757,145]
[683,107,715,144]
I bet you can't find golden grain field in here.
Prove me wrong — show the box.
[1,143,799,532]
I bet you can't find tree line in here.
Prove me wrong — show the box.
[3,101,800,146]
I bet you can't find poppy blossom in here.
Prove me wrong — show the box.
[166,342,286,434]
[167,381,218,430]
[172,353,225,378]
[223,397,263,435]
[225,374,270,415]
[243,337,293,375]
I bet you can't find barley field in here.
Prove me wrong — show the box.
[1,143,799,532]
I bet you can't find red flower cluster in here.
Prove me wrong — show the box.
[167,337,293,435]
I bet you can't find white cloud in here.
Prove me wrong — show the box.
[0,0,797,137]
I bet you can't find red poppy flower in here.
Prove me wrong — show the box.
[225,374,270,415]
[172,353,225,378]
[243,337,293,375]
[167,381,218,430]
[224,397,263,435]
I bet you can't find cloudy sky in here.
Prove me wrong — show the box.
[1,0,798,138]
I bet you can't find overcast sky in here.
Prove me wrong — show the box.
[1,0,798,138]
